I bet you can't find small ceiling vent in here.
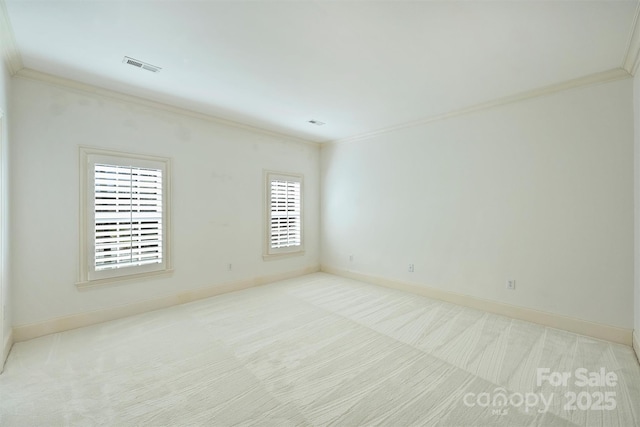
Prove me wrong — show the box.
[123,56,161,73]
[308,120,325,126]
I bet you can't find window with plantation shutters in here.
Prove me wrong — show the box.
[79,147,172,286]
[265,172,304,257]
[94,164,163,271]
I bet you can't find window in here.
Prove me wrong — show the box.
[79,147,172,286]
[265,171,303,258]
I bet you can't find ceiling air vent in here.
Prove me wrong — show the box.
[122,56,161,73]
[308,120,325,126]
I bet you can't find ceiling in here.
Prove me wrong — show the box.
[4,0,639,143]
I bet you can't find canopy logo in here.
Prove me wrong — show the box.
[462,368,618,415]
[462,388,553,415]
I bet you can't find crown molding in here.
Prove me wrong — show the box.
[0,0,23,75]
[622,1,640,75]
[14,65,631,150]
[14,68,320,148]
[325,68,631,147]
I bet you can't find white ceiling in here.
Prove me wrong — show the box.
[4,0,639,143]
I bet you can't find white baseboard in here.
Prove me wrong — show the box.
[2,329,13,373]
[633,330,640,365]
[13,265,320,342]
[322,266,632,346]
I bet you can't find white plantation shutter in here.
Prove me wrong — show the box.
[80,147,171,284]
[266,172,303,256]
[94,164,163,270]
[270,179,301,248]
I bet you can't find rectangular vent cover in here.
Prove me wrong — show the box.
[122,56,161,73]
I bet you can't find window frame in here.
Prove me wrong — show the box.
[263,171,304,259]
[78,146,172,288]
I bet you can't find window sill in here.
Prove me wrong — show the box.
[263,250,305,261]
[76,268,174,290]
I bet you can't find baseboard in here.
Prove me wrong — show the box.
[633,330,640,365]
[1,329,13,373]
[322,266,632,346]
[13,265,320,342]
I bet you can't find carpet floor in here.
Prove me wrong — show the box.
[1,273,639,426]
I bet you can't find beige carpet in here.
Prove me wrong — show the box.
[1,273,639,426]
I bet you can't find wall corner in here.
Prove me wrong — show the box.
[1,327,12,373]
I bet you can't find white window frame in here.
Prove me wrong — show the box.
[78,147,172,288]
[264,171,304,259]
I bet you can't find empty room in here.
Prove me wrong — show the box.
[0,0,639,426]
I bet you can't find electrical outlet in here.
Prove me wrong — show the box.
[506,279,516,290]
[408,264,414,273]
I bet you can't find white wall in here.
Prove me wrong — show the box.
[321,78,634,330]
[0,34,11,363]
[10,76,320,327]
[7,68,637,342]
